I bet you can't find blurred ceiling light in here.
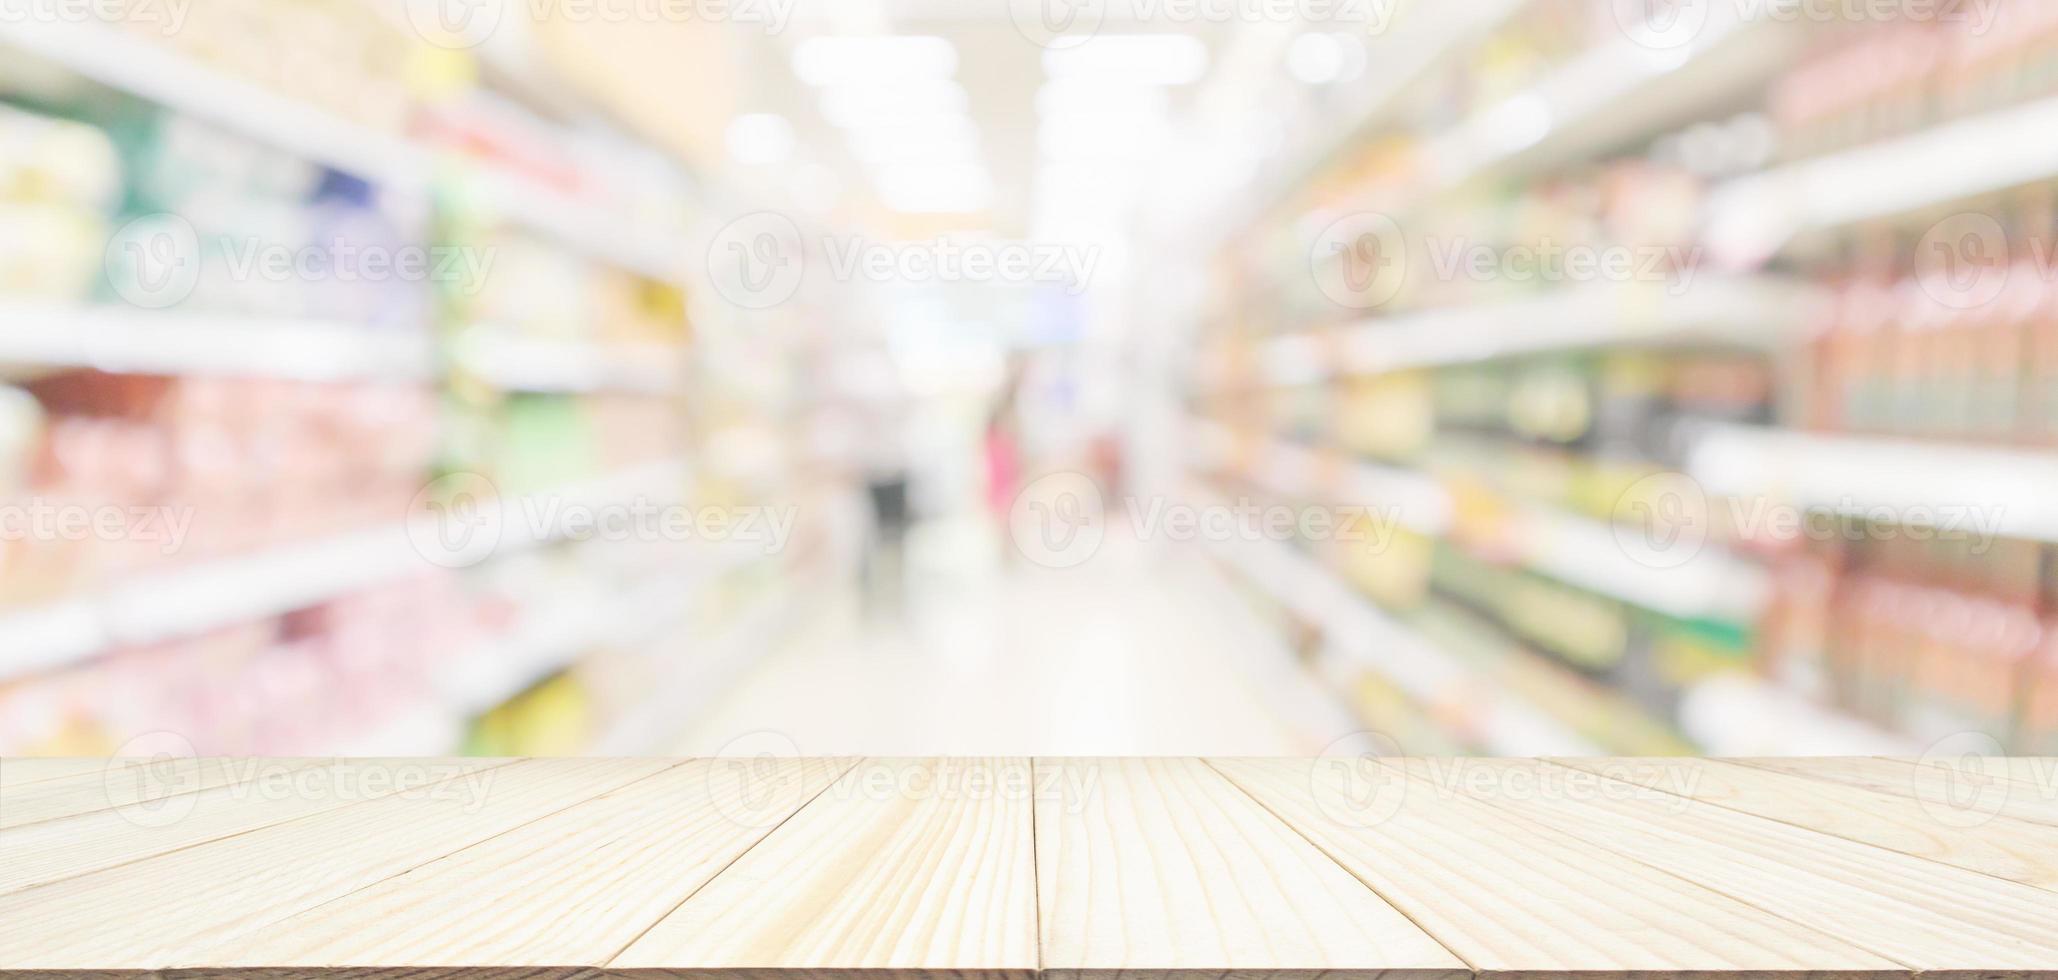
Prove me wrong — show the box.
[876,164,992,213]
[850,133,984,167]
[1042,35,1209,85]
[821,81,970,127]
[1036,79,1170,117]
[793,36,958,86]
[725,113,796,165]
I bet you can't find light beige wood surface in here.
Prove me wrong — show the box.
[3,757,2058,980]
[1552,757,2058,889]
[206,758,850,971]
[0,758,117,787]
[0,758,508,898]
[0,758,665,970]
[0,757,328,830]
[1740,756,2058,829]
[1033,757,1468,980]
[1211,758,1904,978]
[614,758,1038,977]
[1401,758,2058,973]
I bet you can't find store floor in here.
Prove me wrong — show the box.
[669,518,1349,756]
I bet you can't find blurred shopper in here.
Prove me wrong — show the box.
[862,405,912,614]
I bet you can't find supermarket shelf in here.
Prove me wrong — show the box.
[1188,420,1767,622]
[1707,94,2058,259]
[1216,278,1821,389]
[0,306,437,382]
[1215,0,1531,240]
[1687,423,2058,545]
[1189,421,1451,536]
[436,548,769,722]
[0,458,688,682]
[590,567,814,754]
[1426,4,1802,193]
[1334,277,1821,379]
[471,169,691,289]
[1188,495,1599,755]
[0,18,427,189]
[0,20,691,284]
[456,332,688,394]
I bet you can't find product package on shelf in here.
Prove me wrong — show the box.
[0,372,437,611]
[0,572,490,755]
[0,103,121,302]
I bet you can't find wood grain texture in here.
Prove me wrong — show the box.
[1033,757,1467,980]
[202,757,851,972]
[612,757,1039,979]
[0,757,327,830]
[1739,757,2058,829]
[1210,758,1904,980]
[4,758,2058,980]
[0,758,670,972]
[1406,758,2058,975]
[0,759,116,787]
[0,758,510,898]
[1552,758,2058,890]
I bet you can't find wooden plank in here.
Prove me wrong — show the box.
[1408,758,2058,974]
[1032,757,1466,980]
[0,758,511,897]
[612,757,1040,979]
[0,759,114,787]
[0,758,671,973]
[196,757,850,972]
[1741,757,2058,829]
[1210,758,1907,979]
[0,757,328,830]
[1552,758,2058,890]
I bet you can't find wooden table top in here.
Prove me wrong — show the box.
[1,756,2055,979]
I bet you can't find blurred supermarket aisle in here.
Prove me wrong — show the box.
[10,0,2058,762]
[670,520,1328,756]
